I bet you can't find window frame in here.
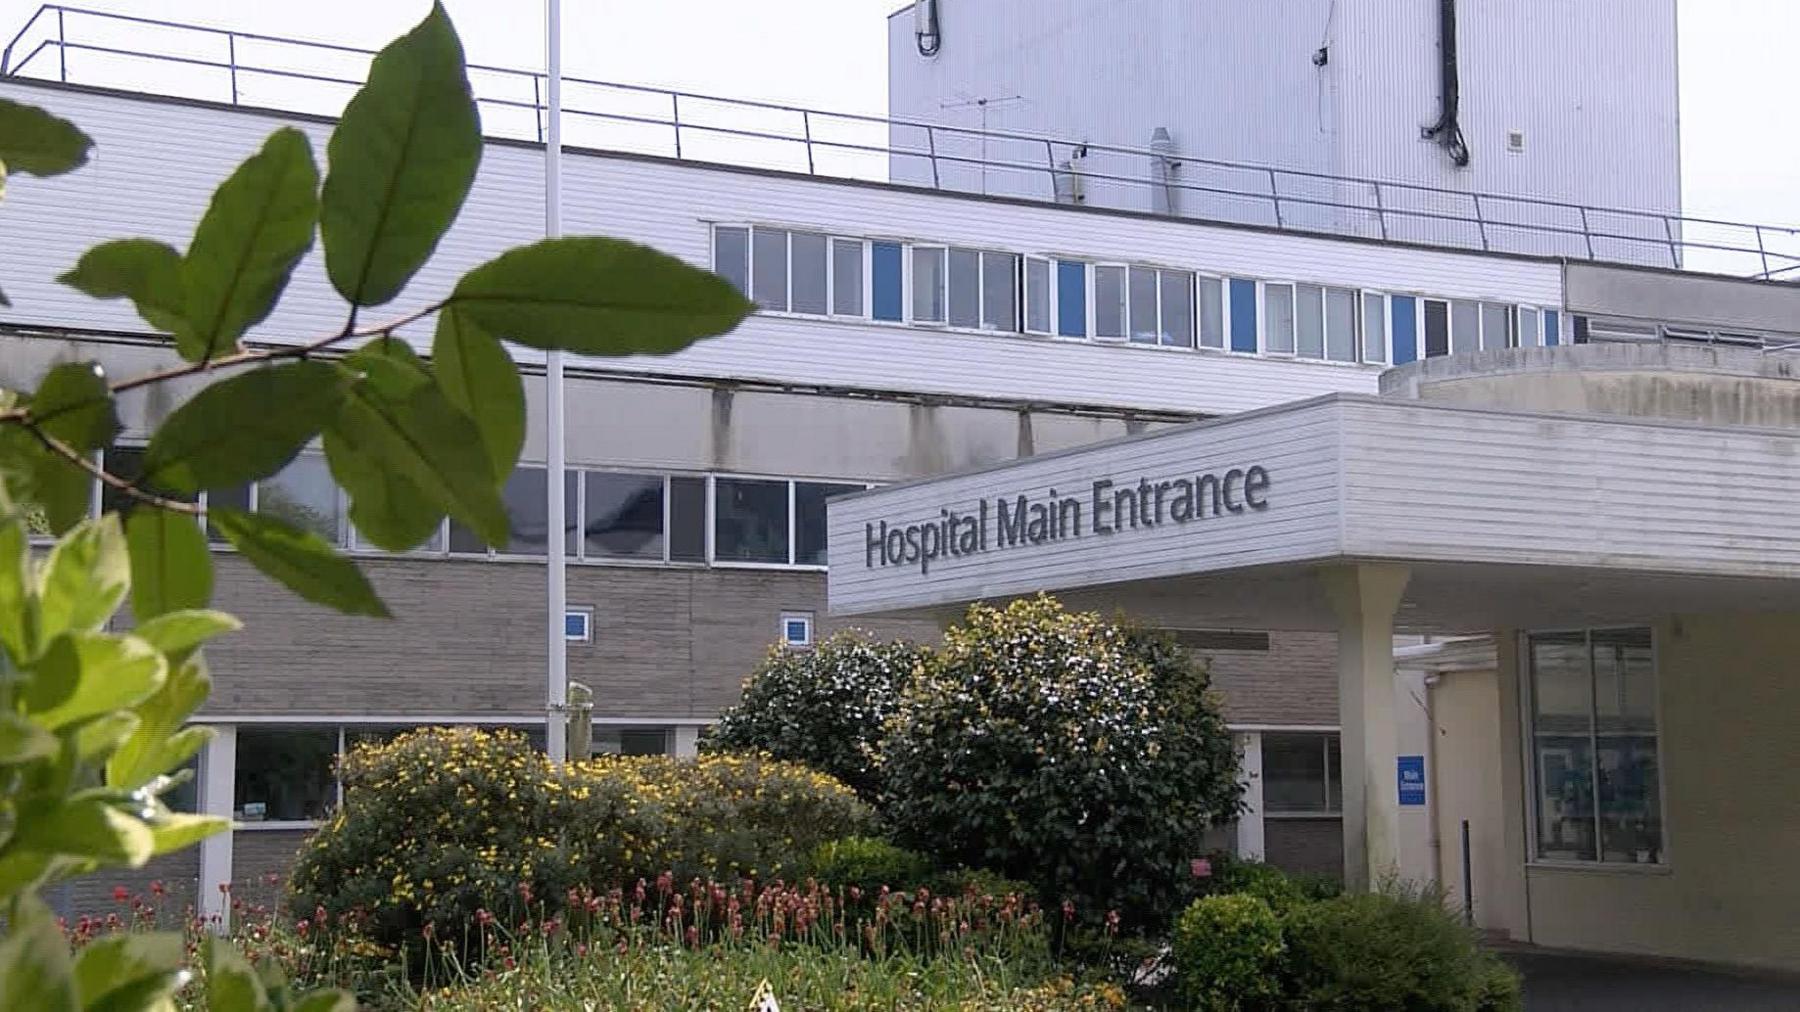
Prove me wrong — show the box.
[1360,290,1391,364]
[1022,254,1057,336]
[779,610,815,649]
[1520,625,1670,870]
[1260,731,1343,818]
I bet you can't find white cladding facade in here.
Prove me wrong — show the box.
[0,81,1570,418]
[888,0,1680,257]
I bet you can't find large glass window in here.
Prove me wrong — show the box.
[1160,270,1196,348]
[593,727,672,756]
[583,472,663,560]
[667,476,707,562]
[751,227,789,311]
[1262,733,1341,814]
[1128,267,1159,343]
[1517,307,1541,348]
[1361,293,1388,364]
[794,481,863,566]
[1198,277,1226,349]
[204,483,251,544]
[234,726,337,823]
[714,478,789,564]
[790,231,829,315]
[1529,628,1663,865]
[947,247,981,328]
[1423,299,1450,357]
[1263,283,1296,354]
[1023,256,1052,334]
[1094,265,1127,339]
[1295,283,1325,358]
[981,251,1019,331]
[1480,302,1514,351]
[911,246,946,323]
[713,225,749,295]
[1450,300,1480,354]
[831,238,864,316]
[1324,287,1358,362]
[258,454,340,544]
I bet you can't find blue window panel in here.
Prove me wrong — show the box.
[1543,309,1561,347]
[1056,260,1087,337]
[1390,295,1418,365]
[564,610,590,641]
[1229,278,1258,352]
[871,242,903,321]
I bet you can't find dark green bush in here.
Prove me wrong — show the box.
[931,867,1040,902]
[807,836,934,894]
[1475,954,1525,1012]
[1281,885,1515,1012]
[1196,852,1333,915]
[703,631,927,800]
[883,597,1242,929]
[288,727,872,961]
[1172,894,1286,1011]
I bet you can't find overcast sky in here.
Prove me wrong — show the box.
[4,0,1794,228]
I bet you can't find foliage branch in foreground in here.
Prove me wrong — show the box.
[0,3,750,1008]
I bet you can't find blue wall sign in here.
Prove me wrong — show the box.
[1397,755,1427,806]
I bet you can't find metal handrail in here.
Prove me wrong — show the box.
[5,4,1799,278]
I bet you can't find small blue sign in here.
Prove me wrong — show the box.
[1397,755,1426,806]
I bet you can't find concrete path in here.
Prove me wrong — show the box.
[1504,948,1800,1011]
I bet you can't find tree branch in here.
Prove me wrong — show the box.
[26,425,202,516]
[109,300,446,396]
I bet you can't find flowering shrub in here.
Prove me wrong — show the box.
[1172,894,1286,1011]
[703,631,926,799]
[883,596,1242,929]
[286,727,871,963]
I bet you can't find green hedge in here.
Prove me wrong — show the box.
[1172,893,1286,1011]
[287,727,872,960]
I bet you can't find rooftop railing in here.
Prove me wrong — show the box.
[6,4,1800,281]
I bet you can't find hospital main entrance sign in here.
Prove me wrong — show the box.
[863,463,1271,575]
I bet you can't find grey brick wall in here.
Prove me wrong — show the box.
[56,851,200,926]
[202,555,940,719]
[232,830,312,916]
[1264,818,1344,880]
[1192,632,1340,727]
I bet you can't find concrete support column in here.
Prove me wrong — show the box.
[1235,732,1266,861]
[197,725,236,932]
[671,725,701,757]
[1320,563,1411,891]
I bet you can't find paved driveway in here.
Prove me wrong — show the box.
[1504,948,1800,1011]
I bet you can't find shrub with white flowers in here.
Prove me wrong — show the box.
[702,631,926,801]
[882,596,1242,929]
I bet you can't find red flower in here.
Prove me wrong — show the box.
[150,881,166,897]
[1061,899,1075,923]
[112,886,129,903]
[1190,857,1213,879]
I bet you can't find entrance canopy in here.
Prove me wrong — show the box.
[827,394,1800,632]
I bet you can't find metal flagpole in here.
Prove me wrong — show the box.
[544,0,569,768]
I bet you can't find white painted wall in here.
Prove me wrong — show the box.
[0,81,1567,419]
[1507,614,1800,972]
[889,0,1680,260]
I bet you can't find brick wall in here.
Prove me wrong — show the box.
[202,556,941,719]
[56,850,200,926]
[231,830,312,916]
[1194,631,1340,727]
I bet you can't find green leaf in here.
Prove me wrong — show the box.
[321,424,442,551]
[291,990,358,1012]
[178,128,319,362]
[203,935,271,1012]
[31,361,120,457]
[73,932,188,1012]
[211,509,389,617]
[0,517,34,663]
[142,361,347,494]
[321,3,479,307]
[450,236,753,356]
[26,632,167,730]
[109,652,215,790]
[0,425,89,535]
[13,797,154,865]
[334,346,508,547]
[0,894,78,1012]
[146,812,228,856]
[38,514,130,645]
[57,239,187,334]
[68,711,139,764]
[0,711,57,765]
[130,609,240,659]
[126,509,212,621]
[433,309,522,485]
[0,98,92,176]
